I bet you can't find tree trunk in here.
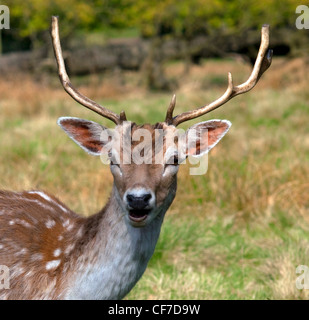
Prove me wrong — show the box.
[143,36,172,91]
[0,30,2,56]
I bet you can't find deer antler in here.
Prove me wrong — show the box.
[165,24,273,126]
[50,16,127,125]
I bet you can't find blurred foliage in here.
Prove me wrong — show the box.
[133,0,308,38]
[3,0,309,48]
[6,0,97,47]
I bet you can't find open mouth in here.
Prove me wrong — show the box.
[128,209,151,222]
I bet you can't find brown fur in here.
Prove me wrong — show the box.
[0,190,107,299]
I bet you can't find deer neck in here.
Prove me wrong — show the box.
[64,183,176,300]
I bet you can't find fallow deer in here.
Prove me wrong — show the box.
[0,17,272,299]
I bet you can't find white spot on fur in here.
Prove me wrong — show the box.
[28,191,69,213]
[46,260,61,271]
[21,220,32,228]
[76,227,84,238]
[58,235,64,241]
[53,249,62,257]
[22,195,53,211]
[13,219,32,228]
[9,219,32,228]
[64,244,75,255]
[46,219,56,229]
[62,219,70,228]
[16,248,27,256]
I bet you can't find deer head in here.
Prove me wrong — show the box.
[51,16,272,228]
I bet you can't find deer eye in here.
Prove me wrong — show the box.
[163,155,179,177]
[165,155,179,166]
[108,152,120,168]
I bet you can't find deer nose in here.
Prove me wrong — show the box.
[125,190,154,210]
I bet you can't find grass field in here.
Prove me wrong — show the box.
[0,57,308,299]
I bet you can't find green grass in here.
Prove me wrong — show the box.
[0,57,309,299]
[126,210,309,299]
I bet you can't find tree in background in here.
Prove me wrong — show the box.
[1,0,308,89]
[4,0,96,50]
[4,0,307,49]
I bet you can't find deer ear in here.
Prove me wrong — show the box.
[185,120,231,157]
[57,117,110,156]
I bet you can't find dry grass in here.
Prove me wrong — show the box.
[0,56,308,299]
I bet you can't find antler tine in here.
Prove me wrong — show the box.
[165,94,176,125]
[170,24,272,127]
[50,16,126,125]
